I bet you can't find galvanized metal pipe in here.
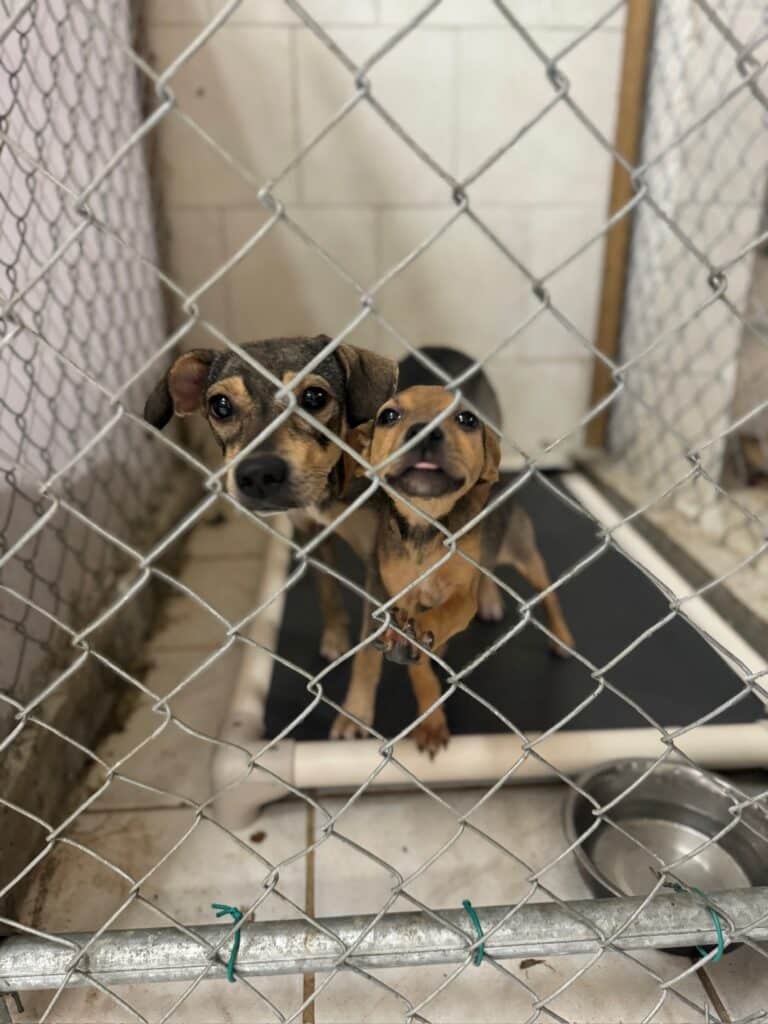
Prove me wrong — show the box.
[2,888,766,990]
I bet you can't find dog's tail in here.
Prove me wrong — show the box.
[397,346,502,428]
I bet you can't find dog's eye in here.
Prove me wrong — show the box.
[209,394,233,420]
[456,410,479,430]
[376,407,401,426]
[301,386,328,411]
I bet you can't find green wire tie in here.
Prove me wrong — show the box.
[212,903,244,982]
[672,884,725,962]
[462,899,485,966]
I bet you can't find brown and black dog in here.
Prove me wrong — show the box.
[345,385,575,754]
[143,338,544,747]
[143,335,398,661]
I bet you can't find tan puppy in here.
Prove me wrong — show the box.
[346,385,574,755]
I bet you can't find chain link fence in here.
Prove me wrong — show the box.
[0,0,196,925]
[603,0,768,590]
[1,1,768,1022]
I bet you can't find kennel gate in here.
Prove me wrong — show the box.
[1,1,768,1021]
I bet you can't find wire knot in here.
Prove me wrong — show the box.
[462,899,485,966]
[670,884,725,962]
[212,903,244,982]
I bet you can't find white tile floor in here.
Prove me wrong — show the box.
[310,790,713,1023]
[11,505,765,1023]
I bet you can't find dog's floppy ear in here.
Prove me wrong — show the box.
[479,423,501,485]
[336,345,398,426]
[143,349,217,429]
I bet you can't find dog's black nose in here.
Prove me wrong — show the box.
[235,454,288,501]
[406,422,443,444]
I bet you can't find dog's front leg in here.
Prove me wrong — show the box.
[393,589,478,662]
[313,536,352,662]
[397,592,477,757]
[293,517,351,662]
[407,659,450,758]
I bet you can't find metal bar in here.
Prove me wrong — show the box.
[2,888,767,990]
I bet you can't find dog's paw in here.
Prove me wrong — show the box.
[330,713,369,740]
[379,613,434,664]
[330,692,374,740]
[320,622,350,662]
[476,581,505,623]
[549,626,575,659]
[412,708,450,759]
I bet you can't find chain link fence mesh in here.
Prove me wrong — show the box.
[1,0,767,1021]
[0,0,172,724]
[604,0,768,580]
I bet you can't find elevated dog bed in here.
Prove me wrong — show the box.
[266,474,764,737]
[212,474,767,826]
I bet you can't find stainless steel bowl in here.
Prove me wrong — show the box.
[564,759,768,900]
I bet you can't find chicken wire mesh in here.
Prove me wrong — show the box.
[0,1,767,1022]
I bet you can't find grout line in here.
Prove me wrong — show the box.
[290,24,304,204]
[302,800,316,1023]
[164,200,614,212]
[450,27,460,178]
[216,203,235,341]
[169,20,625,32]
[71,802,188,816]
[373,204,383,282]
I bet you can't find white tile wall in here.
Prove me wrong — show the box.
[145,2,630,464]
[221,205,378,346]
[149,0,211,25]
[456,27,622,203]
[486,358,593,459]
[150,25,296,206]
[219,0,377,25]
[164,206,232,345]
[296,26,456,203]
[379,0,508,27]
[379,0,625,30]
[507,204,607,359]
[375,206,533,356]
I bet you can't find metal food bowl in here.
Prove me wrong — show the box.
[563,759,768,948]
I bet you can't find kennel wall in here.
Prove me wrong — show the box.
[0,1,767,1022]
[0,0,204,920]
[600,1,768,587]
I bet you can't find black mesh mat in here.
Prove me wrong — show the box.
[265,476,763,740]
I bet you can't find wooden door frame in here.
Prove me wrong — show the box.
[587,0,656,448]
